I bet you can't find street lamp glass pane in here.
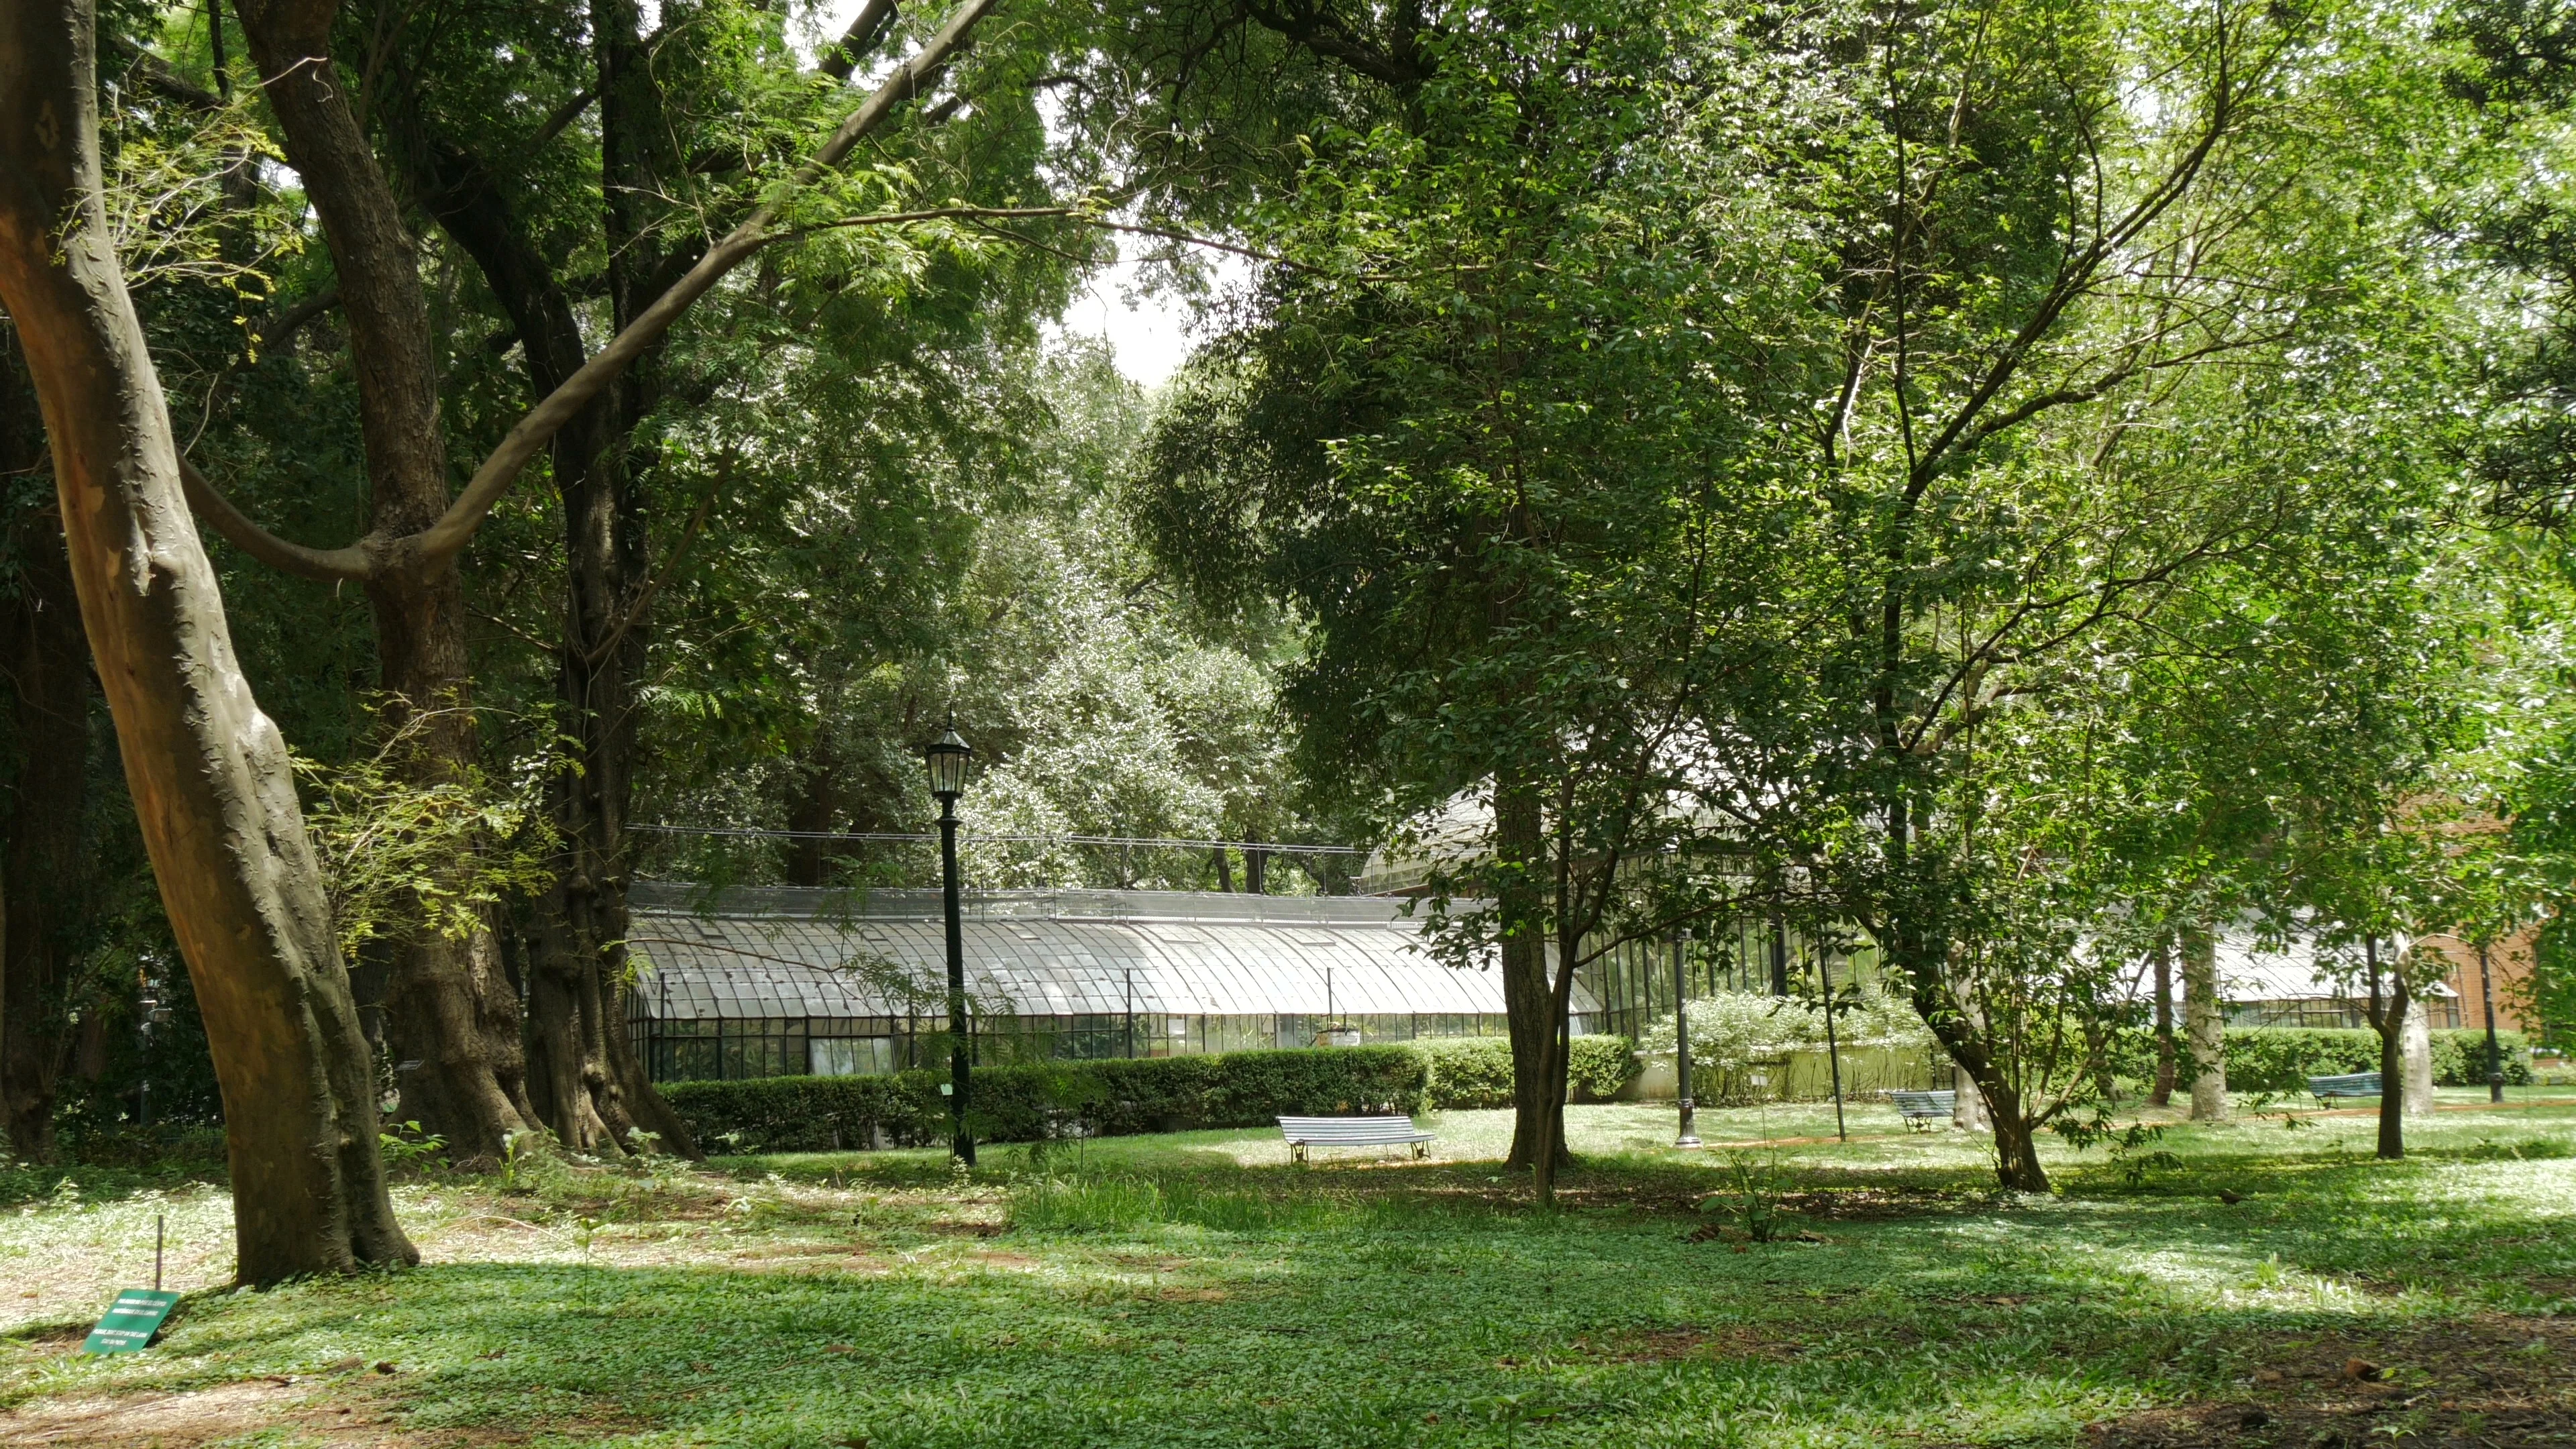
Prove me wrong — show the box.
[924,726,971,796]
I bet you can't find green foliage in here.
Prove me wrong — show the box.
[290,710,555,958]
[2432,1030,2536,1087]
[1636,994,1934,1075]
[1409,1038,1515,1110]
[661,1046,1430,1152]
[1407,1037,1635,1109]
[2117,1027,2535,1090]
[1710,1149,1791,1243]
[1005,1175,1340,1234]
[377,1122,448,1172]
[663,1038,1653,1149]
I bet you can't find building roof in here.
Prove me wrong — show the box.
[2213,931,2457,1003]
[625,883,1574,1022]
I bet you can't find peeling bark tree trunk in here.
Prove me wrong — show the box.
[0,423,95,1161]
[1950,1062,1990,1130]
[2182,923,2227,1121]
[0,0,413,1278]
[232,0,536,1168]
[2402,999,2434,1118]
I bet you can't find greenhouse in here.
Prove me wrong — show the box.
[625,883,1610,1082]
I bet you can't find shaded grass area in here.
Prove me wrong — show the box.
[0,1101,2570,1447]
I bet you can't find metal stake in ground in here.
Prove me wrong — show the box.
[1671,929,1700,1148]
[925,719,975,1166]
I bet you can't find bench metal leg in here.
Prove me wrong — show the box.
[1291,1143,1306,1165]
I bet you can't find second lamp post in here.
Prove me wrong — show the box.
[926,720,975,1165]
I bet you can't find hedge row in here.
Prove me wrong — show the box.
[664,1038,1639,1153]
[1406,1036,1635,1108]
[2112,1026,2533,1092]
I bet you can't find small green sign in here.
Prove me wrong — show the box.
[82,1289,179,1354]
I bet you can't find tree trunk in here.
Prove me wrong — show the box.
[1951,1061,1990,1130]
[2373,979,2408,1161]
[1895,935,2050,1190]
[0,475,93,1161]
[0,0,413,1278]
[2181,923,2227,1120]
[233,0,536,1168]
[2150,936,2176,1108]
[1985,1082,2047,1192]
[523,0,702,1159]
[0,325,94,1160]
[785,744,839,888]
[1529,897,1590,1206]
[2401,998,2434,1118]
[1494,773,1568,1173]
[375,0,697,1159]
[2362,936,2404,1161]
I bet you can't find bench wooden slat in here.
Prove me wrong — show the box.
[1890,1090,1956,1130]
[2308,1072,2381,1099]
[1277,1115,1435,1163]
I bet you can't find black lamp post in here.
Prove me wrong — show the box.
[926,719,975,1165]
[1671,929,1699,1149]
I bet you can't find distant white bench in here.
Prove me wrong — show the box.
[2308,1071,2381,1104]
[1277,1115,1434,1164]
[1891,1090,1957,1130]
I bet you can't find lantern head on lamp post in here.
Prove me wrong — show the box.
[924,716,974,1165]
[926,722,971,809]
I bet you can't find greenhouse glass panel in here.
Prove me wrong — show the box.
[625,883,1621,1083]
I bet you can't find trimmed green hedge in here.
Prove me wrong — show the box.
[2115,1026,2533,1092]
[665,1036,1641,1152]
[665,1045,1431,1154]
[1409,1036,1636,1108]
[2432,1029,2534,1087]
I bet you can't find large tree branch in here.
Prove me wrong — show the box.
[106,34,221,111]
[177,455,372,580]
[819,0,900,80]
[177,0,1001,580]
[403,0,1000,566]
[527,85,598,154]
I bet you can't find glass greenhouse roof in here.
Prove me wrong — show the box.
[625,883,1585,1022]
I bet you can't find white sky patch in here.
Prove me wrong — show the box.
[1052,250,1246,388]
[800,0,1226,387]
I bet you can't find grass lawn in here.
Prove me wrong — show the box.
[2,1092,2573,1448]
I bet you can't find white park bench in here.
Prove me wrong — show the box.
[2308,1071,2381,1105]
[1891,1089,1957,1130]
[1277,1114,1436,1164]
